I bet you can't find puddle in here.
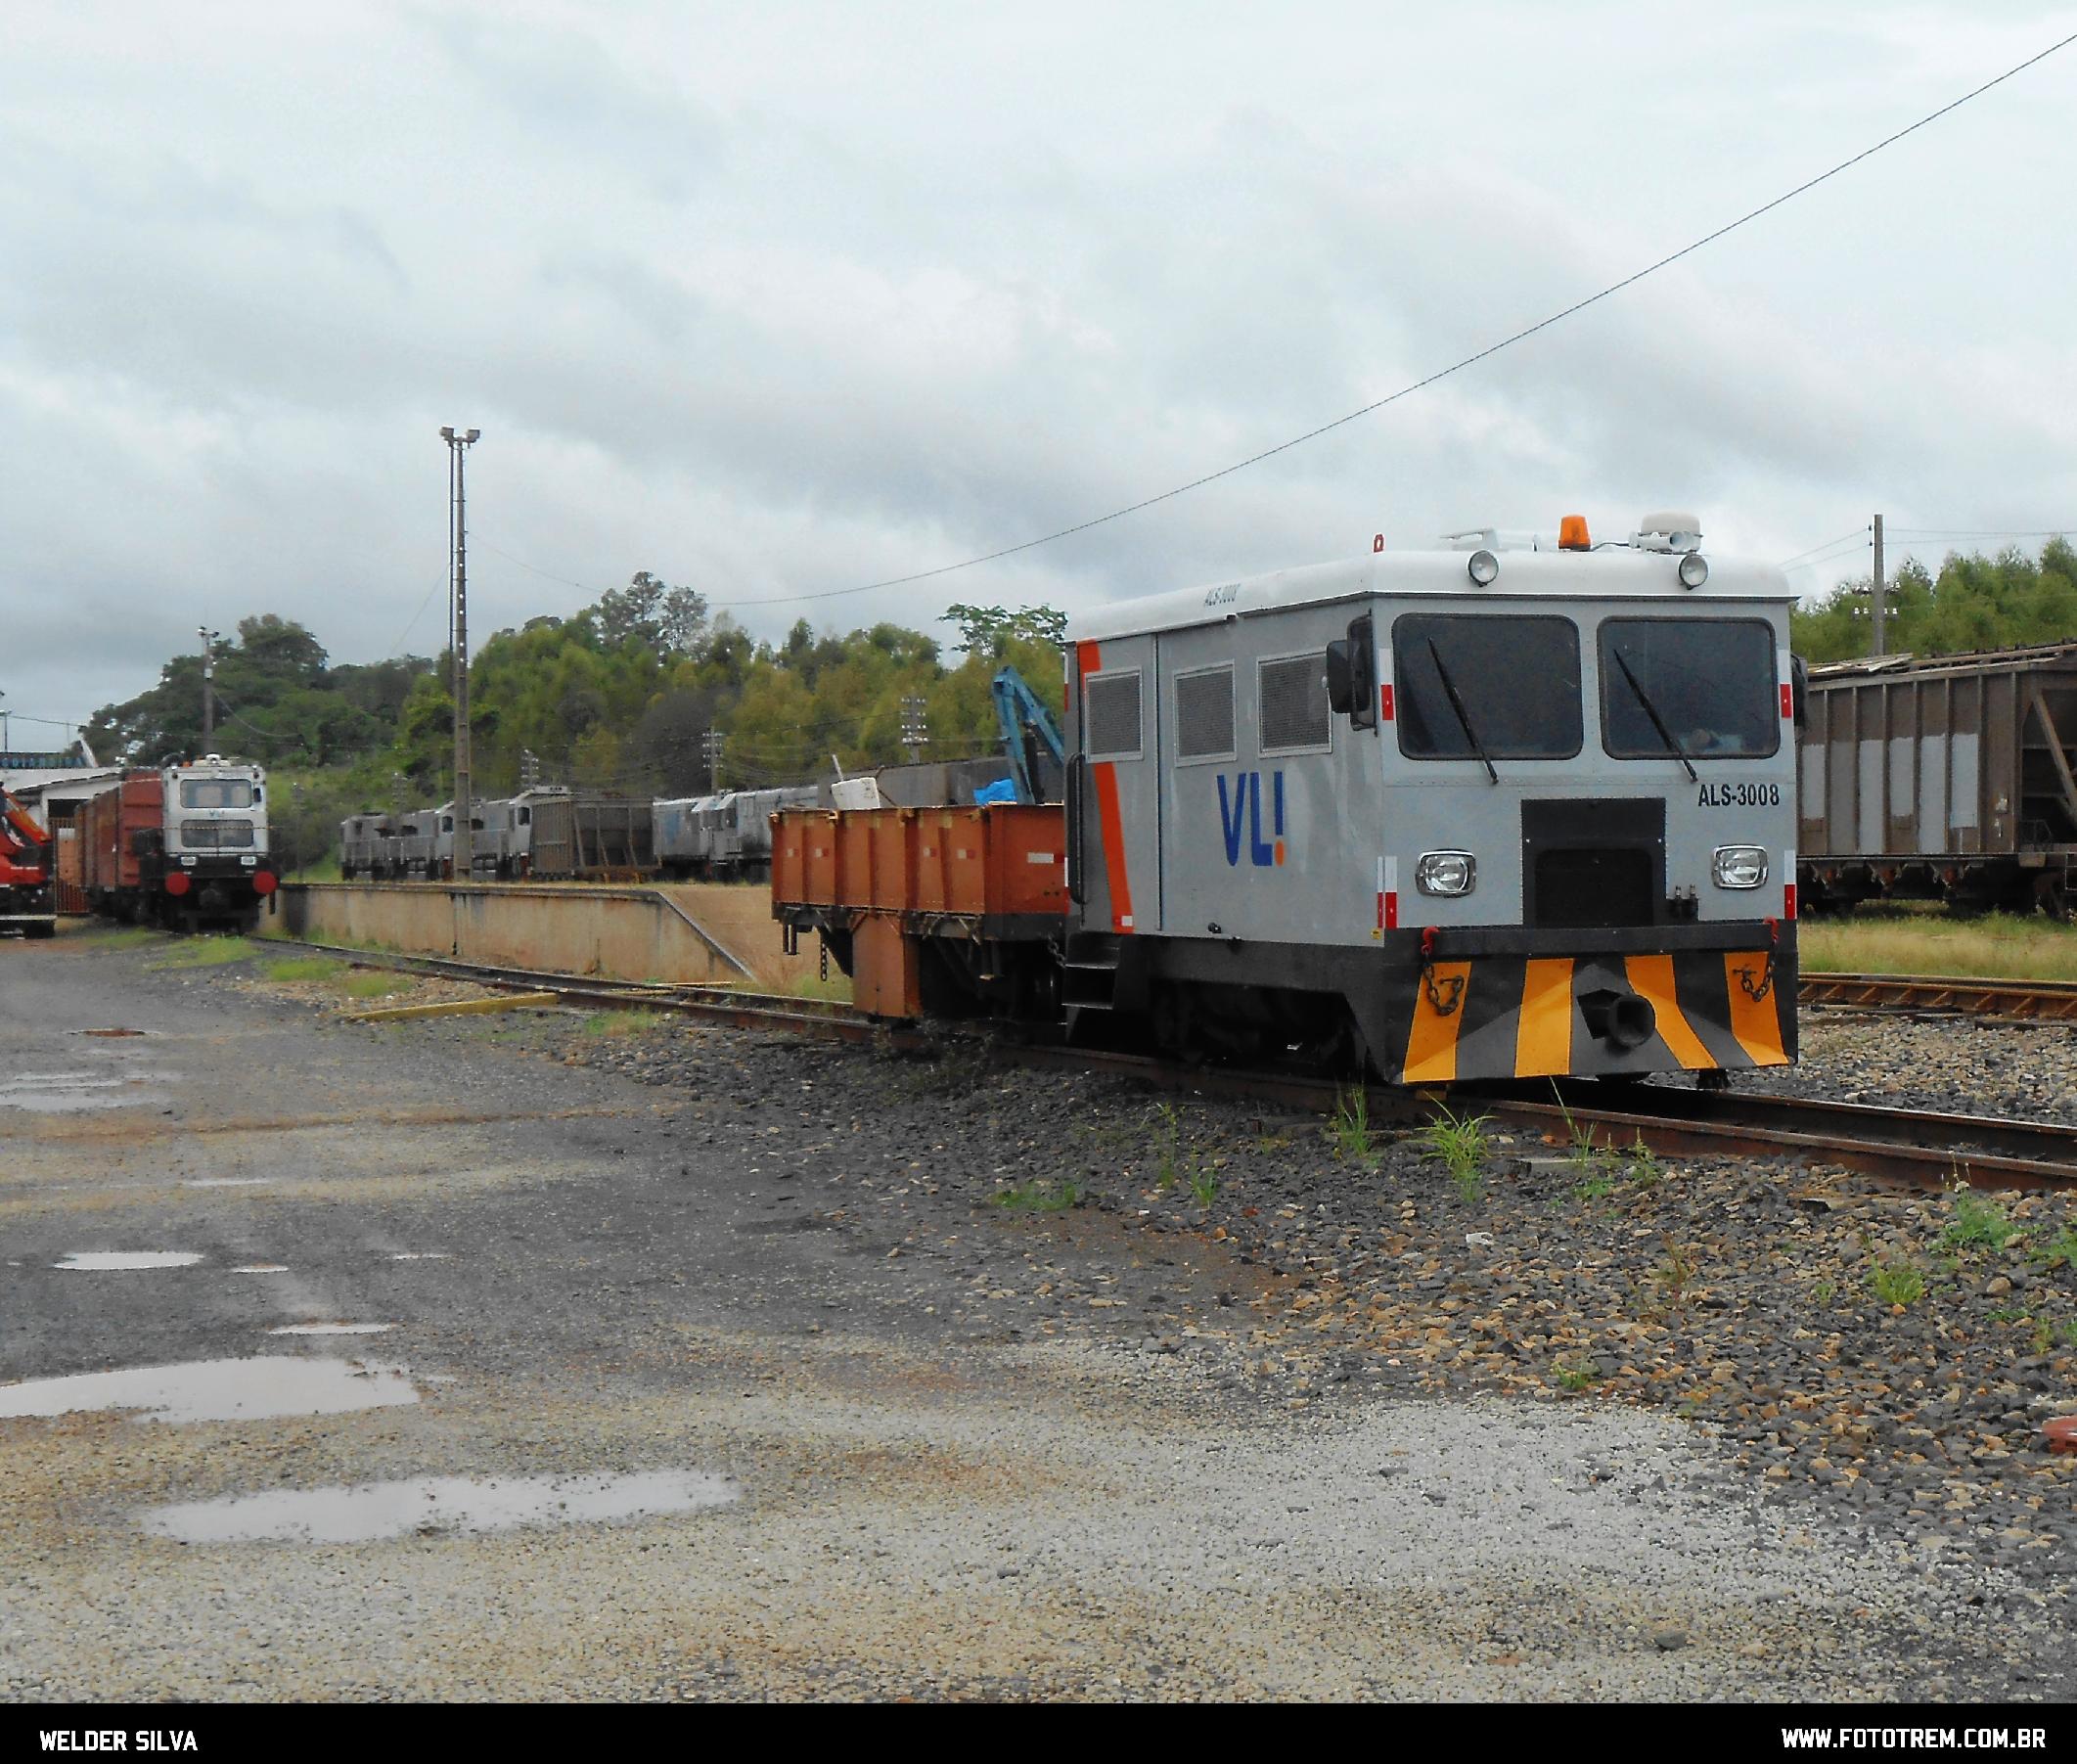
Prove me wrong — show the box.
[231,1264,290,1275]
[385,1252,450,1262]
[141,1470,738,1544]
[183,1178,272,1189]
[0,1356,419,1423]
[54,1251,203,1272]
[267,1323,391,1336]
[0,1071,166,1112]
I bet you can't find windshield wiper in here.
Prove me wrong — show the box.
[1425,638,1498,785]
[1609,648,1698,783]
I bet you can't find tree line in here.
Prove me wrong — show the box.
[81,538,2073,870]
[1788,537,2077,664]
[84,580,1065,872]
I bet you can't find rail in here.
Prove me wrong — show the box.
[256,937,2077,1195]
[1800,970,2077,1023]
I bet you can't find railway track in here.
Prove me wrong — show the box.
[255,936,875,1041]
[1800,969,2077,1023]
[257,936,2077,1194]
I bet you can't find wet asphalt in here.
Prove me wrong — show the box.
[1,931,2069,1701]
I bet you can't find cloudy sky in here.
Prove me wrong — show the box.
[4,2,2074,739]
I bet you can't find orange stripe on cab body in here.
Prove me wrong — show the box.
[1513,958,1575,1077]
[1075,639,1135,933]
[1622,954,1717,1070]
[1093,762,1134,931]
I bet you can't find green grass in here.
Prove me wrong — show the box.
[1553,1359,1596,1393]
[77,927,161,951]
[781,972,854,1003]
[991,1178,1081,1213]
[1416,1104,1489,1202]
[1154,1102,1183,1192]
[1329,1086,1382,1172]
[1653,1238,1699,1305]
[339,972,411,1000]
[1189,1163,1219,1207]
[1870,1258,1927,1308]
[1802,911,2077,983]
[1940,1187,2017,1254]
[147,936,255,971]
[261,956,345,982]
[2030,1225,2077,1270]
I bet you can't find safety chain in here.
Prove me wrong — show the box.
[1734,917,1782,1004]
[1421,964,1466,1017]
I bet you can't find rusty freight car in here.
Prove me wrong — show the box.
[517,788,656,881]
[1797,642,2077,918]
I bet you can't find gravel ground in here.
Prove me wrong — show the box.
[2,939,2071,1700]
[552,1017,2077,1595]
[1750,1010,2077,1124]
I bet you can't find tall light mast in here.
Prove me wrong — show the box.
[440,427,480,879]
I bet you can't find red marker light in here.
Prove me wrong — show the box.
[164,871,191,896]
[1373,533,1385,553]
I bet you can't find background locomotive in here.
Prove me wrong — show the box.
[80,755,279,930]
[341,787,655,882]
[775,513,1801,1086]
[655,788,818,881]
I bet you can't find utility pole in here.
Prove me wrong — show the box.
[1871,513,1887,658]
[440,427,480,879]
[198,627,219,749]
[899,695,928,762]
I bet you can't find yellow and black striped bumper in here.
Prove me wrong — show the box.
[1397,946,1793,1085]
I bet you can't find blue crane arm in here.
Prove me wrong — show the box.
[989,666,1066,804]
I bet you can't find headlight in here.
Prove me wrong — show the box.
[1416,850,1476,896]
[1679,553,1709,590]
[1467,548,1500,587]
[1712,845,1767,888]
[180,855,197,867]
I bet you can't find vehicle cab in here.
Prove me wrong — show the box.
[1062,514,1800,1082]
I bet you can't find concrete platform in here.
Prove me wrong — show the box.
[268,882,756,987]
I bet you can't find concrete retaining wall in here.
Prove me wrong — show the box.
[270,882,754,985]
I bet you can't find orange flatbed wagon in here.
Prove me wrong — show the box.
[772,803,1066,1018]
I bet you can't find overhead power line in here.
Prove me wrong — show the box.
[1778,529,1870,569]
[479,28,2073,612]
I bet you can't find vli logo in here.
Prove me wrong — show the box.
[1218,771,1286,867]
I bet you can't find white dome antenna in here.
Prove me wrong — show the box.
[1632,511,1703,553]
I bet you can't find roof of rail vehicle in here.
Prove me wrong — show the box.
[1065,546,1795,645]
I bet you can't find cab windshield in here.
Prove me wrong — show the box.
[179,778,253,810]
[1599,618,1779,760]
[1392,614,1583,760]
